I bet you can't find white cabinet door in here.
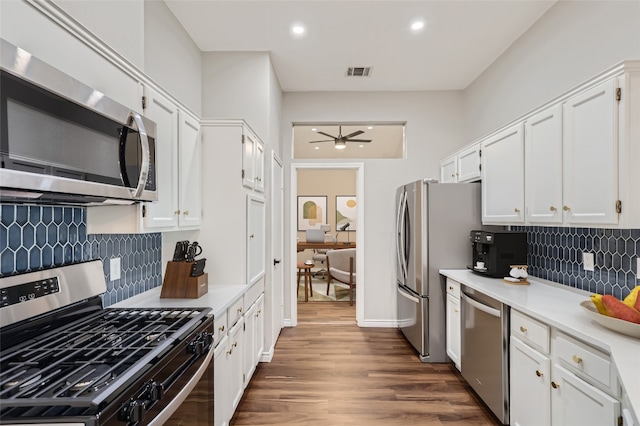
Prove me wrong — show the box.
[255,295,264,362]
[242,132,258,190]
[445,293,461,370]
[243,301,258,385]
[481,123,525,224]
[255,140,265,193]
[457,143,481,183]
[142,88,179,229]
[525,105,563,224]
[563,79,619,225]
[551,364,620,426]
[247,195,266,285]
[228,317,245,413]
[214,335,229,426]
[440,155,457,183]
[178,112,202,228]
[510,338,551,426]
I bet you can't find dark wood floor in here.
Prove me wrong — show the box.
[231,302,499,425]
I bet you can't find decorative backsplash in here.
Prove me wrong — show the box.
[0,204,162,306]
[513,226,639,299]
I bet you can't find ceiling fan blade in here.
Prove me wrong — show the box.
[343,130,364,139]
[308,139,334,143]
[346,139,372,143]
[316,131,337,139]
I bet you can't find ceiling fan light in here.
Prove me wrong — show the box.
[335,141,346,149]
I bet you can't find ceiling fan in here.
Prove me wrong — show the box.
[308,125,372,149]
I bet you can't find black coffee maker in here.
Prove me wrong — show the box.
[469,230,528,278]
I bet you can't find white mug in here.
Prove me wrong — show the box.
[476,261,485,269]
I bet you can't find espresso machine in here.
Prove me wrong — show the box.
[470,230,528,278]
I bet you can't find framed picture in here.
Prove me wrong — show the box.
[336,195,357,231]
[297,196,327,231]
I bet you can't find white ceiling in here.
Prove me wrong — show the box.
[165,0,556,92]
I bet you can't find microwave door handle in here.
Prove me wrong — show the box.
[128,111,150,198]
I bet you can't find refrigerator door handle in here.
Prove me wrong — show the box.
[397,286,420,304]
[396,190,407,280]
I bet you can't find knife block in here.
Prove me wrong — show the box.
[160,261,208,299]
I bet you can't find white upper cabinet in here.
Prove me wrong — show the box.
[525,104,563,224]
[142,87,201,231]
[481,123,525,224]
[440,155,457,183]
[562,79,619,226]
[456,143,482,183]
[178,112,202,228]
[439,143,480,184]
[142,89,179,229]
[247,195,266,286]
[242,131,265,193]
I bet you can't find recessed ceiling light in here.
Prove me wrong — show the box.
[359,145,364,148]
[411,21,425,31]
[311,128,317,132]
[367,126,373,130]
[292,25,305,35]
[314,146,319,150]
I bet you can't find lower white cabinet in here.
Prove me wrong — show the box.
[510,310,621,426]
[243,294,265,384]
[227,316,245,414]
[510,337,551,426]
[214,334,229,426]
[445,279,461,370]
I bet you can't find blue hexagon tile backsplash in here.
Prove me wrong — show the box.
[0,204,162,306]
[513,226,639,299]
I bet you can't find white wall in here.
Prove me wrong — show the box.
[282,91,465,324]
[464,0,640,141]
[144,0,202,115]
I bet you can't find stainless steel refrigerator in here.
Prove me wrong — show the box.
[396,179,481,362]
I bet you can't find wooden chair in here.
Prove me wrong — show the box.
[326,248,356,305]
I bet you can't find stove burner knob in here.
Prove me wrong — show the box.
[188,332,213,356]
[119,399,145,423]
[143,381,164,401]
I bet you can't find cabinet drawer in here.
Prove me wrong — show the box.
[554,332,619,396]
[446,278,461,299]
[213,309,228,348]
[244,278,265,311]
[511,310,550,354]
[228,296,245,327]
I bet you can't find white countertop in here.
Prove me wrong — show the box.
[440,269,640,420]
[110,284,246,318]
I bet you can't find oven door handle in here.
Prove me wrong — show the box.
[148,343,214,426]
[462,293,501,318]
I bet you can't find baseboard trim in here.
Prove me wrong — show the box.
[357,319,398,328]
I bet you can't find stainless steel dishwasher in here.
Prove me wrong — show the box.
[461,285,510,425]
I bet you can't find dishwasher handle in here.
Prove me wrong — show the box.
[462,292,501,318]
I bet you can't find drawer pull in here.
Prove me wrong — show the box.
[551,381,559,389]
[549,206,557,212]
[174,209,181,215]
[227,348,233,355]
[514,208,520,213]
[449,286,453,291]
[535,370,543,377]
[572,355,583,364]
[233,341,238,348]
[218,325,225,332]
[563,205,570,211]
[454,308,459,313]
[237,307,243,314]
[183,210,190,215]
[519,326,527,333]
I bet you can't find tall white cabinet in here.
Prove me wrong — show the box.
[200,120,266,286]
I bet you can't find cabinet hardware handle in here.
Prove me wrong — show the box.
[454,309,459,313]
[183,210,189,215]
[174,209,181,215]
[550,206,557,212]
[572,355,582,364]
[451,173,456,177]
[536,370,543,377]
[233,342,238,348]
[519,326,527,333]
[219,325,225,332]
[563,205,570,211]
[551,381,559,389]
[250,234,255,239]
[449,286,453,291]
[227,348,233,355]
[238,307,243,313]
[514,208,520,213]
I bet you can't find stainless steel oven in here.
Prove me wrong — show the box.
[0,261,213,425]
[0,39,157,205]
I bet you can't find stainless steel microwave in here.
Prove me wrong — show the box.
[0,39,157,205]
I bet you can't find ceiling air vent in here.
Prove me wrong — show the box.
[346,67,372,77]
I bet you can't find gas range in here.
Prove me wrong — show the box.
[0,261,213,425]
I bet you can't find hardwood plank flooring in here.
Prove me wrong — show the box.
[231,302,499,425]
